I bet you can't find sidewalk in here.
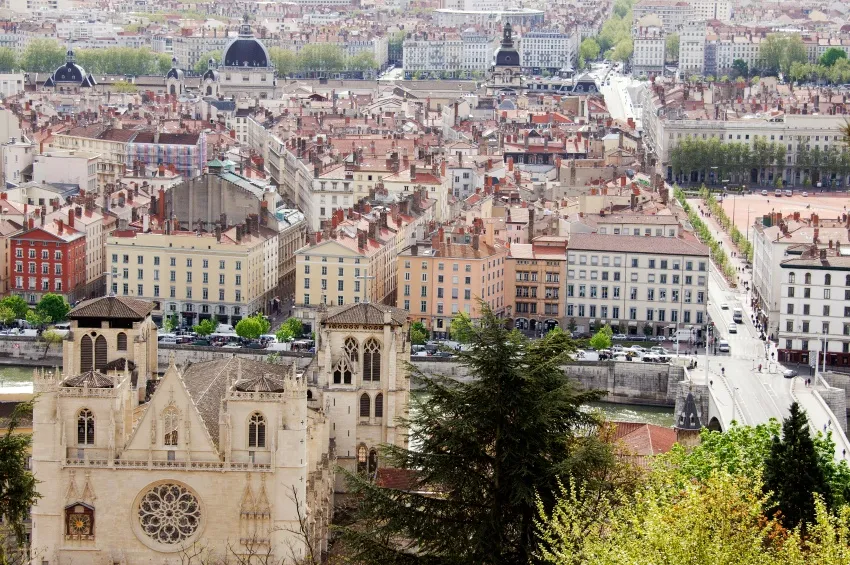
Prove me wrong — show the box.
[793,378,850,463]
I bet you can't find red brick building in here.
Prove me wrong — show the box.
[10,216,86,305]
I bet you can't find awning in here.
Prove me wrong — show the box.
[628,321,638,326]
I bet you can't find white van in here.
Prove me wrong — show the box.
[718,339,730,352]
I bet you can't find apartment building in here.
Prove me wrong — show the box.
[32,150,98,194]
[595,214,681,237]
[778,245,850,369]
[632,0,694,32]
[396,229,507,338]
[632,30,667,78]
[520,31,577,73]
[106,221,278,327]
[505,236,568,333]
[403,30,496,76]
[566,234,710,337]
[679,21,706,76]
[688,0,731,22]
[171,34,230,70]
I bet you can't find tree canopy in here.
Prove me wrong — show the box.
[234,314,270,340]
[340,308,624,564]
[665,33,679,62]
[0,296,28,321]
[579,38,600,68]
[409,321,428,345]
[589,325,613,351]
[448,311,474,343]
[35,293,70,323]
[192,318,218,337]
[275,317,304,342]
[20,39,66,73]
[758,33,807,76]
[820,47,848,67]
[74,47,165,76]
[0,400,39,562]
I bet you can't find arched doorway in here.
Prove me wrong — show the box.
[707,417,723,432]
[529,319,537,331]
[544,319,559,331]
[169,84,176,95]
[514,318,528,330]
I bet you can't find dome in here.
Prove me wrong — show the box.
[166,57,184,80]
[51,49,88,84]
[202,58,219,81]
[494,23,520,67]
[223,14,270,68]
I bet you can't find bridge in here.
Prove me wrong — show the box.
[679,202,850,462]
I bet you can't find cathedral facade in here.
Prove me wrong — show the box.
[31,297,409,564]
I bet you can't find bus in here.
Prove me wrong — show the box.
[732,308,743,323]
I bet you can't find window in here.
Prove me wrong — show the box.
[363,339,381,382]
[163,406,179,446]
[788,287,795,298]
[824,274,832,285]
[248,413,266,448]
[787,304,794,314]
[804,272,811,285]
[77,409,94,445]
[117,332,127,351]
[360,393,370,417]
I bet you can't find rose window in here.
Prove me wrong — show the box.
[137,483,201,544]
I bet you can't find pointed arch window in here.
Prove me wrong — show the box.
[163,406,179,446]
[80,335,93,372]
[360,393,371,418]
[344,337,359,362]
[363,339,381,382]
[248,412,266,448]
[374,393,384,418]
[117,332,127,351]
[94,335,107,370]
[77,409,94,445]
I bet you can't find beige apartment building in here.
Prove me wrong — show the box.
[505,236,568,334]
[396,229,507,339]
[106,223,278,327]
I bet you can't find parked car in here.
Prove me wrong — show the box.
[221,343,242,349]
[761,189,768,196]
[628,345,647,353]
[775,189,782,197]
[650,346,669,355]
[802,191,808,197]
[783,369,798,378]
[784,189,793,197]
[612,333,628,340]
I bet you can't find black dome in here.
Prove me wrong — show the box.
[166,57,184,80]
[223,15,270,68]
[51,50,88,84]
[494,23,520,67]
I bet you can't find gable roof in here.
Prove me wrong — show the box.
[323,303,408,327]
[611,422,677,456]
[63,370,114,388]
[69,296,154,320]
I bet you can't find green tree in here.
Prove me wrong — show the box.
[347,50,376,71]
[732,58,749,78]
[764,402,831,530]
[409,321,428,345]
[192,318,218,337]
[611,38,633,62]
[275,317,304,342]
[340,308,618,564]
[0,304,15,326]
[163,313,179,332]
[449,311,474,343]
[269,47,297,76]
[759,34,787,75]
[157,53,173,74]
[0,48,16,72]
[36,293,69,323]
[25,309,50,328]
[112,80,138,93]
[781,34,808,76]
[0,400,39,563]
[235,314,270,340]
[194,51,222,74]
[642,323,653,337]
[665,32,679,62]
[40,329,64,358]
[0,296,29,321]
[589,324,613,351]
[579,38,601,68]
[20,39,65,73]
[820,47,847,67]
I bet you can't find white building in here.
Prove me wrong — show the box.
[33,150,99,194]
[565,233,710,337]
[403,30,496,76]
[442,0,505,11]
[1,137,34,188]
[520,31,577,73]
[679,21,706,76]
[632,30,667,78]
[0,73,25,99]
[171,34,230,70]
[55,20,116,41]
[689,0,732,22]
[632,0,694,32]
[778,245,850,369]
[3,0,68,14]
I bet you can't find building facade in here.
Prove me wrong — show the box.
[520,31,577,74]
[505,236,568,333]
[10,217,86,304]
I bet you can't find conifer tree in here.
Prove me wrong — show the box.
[339,306,620,565]
[764,402,831,530]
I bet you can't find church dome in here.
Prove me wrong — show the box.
[166,57,184,80]
[494,23,520,67]
[50,50,88,84]
[223,15,270,68]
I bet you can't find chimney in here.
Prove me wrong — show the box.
[410,164,416,180]
[357,229,367,249]
[28,217,34,230]
[471,234,480,251]
[411,244,418,256]
[57,219,63,233]
[236,225,243,242]
[68,208,75,229]
[813,228,819,243]
[528,207,535,240]
[75,206,82,218]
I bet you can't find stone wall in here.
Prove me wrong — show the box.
[156,344,313,370]
[820,371,850,424]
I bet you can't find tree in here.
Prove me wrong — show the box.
[192,318,218,337]
[0,401,39,563]
[112,80,138,93]
[665,32,679,62]
[409,321,428,345]
[25,309,50,328]
[781,35,808,76]
[40,329,64,358]
[269,47,298,77]
[36,293,69,323]
[579,38,600,68]
[275,317,303,342]
[611,38,633,63]
[764,402,831,530]
[0,48,16,72]
[235,314,270,340]
[347,50,376,72]
[448,311,474,343]
[163,313,179,332]
[0,305,15,326]
[820,47,847,67]
[732,58,749,79]
[589,324,613,351]
[157,53,173,74]
[759,34,787,75]
[642,323,653,337]
[0,296,29,321]
[340,308,620,564]
[20,39,65,73]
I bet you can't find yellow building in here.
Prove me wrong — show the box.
[106,222,278,327]
[396,227,507,338]
[505,236,569,334]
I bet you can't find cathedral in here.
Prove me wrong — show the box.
[30,297,410,564]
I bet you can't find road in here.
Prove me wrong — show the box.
[691,198,850,461]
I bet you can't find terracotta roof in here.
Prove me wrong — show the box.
[323,303,408,326]
[234,374,286,393]
[375,468,419,491]
[182,357,292,449]
[69,296,155,320]
[63,370,114,388]
[611,422,677,456]
[568,233,710,256]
